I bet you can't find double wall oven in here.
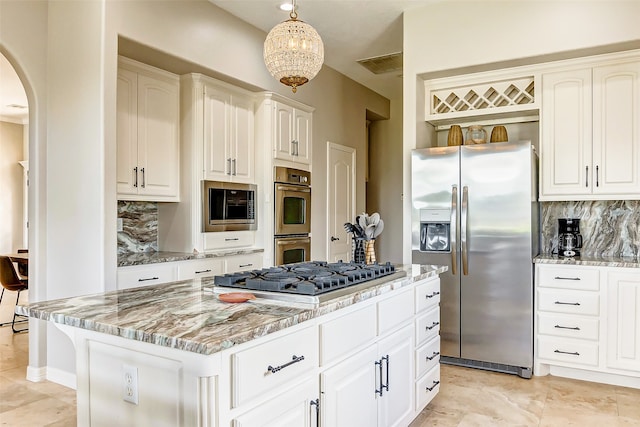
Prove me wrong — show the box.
[274,167,311,265]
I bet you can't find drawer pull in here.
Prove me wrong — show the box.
[426,380,440,392]
[554,301,580,306]
[239,263,253,268]
[195,269,212,274]
[267,355,304,374]
[554,349,580,356]
[425,291,440,299]
[425,321,440,331]
[554,324,580,331]
[426,351,440,361]
[225,238,240,241]
[554,276,581,281]
[138,276,159,282]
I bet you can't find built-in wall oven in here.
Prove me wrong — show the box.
[274,167,311,264]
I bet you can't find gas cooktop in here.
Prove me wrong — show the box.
[211,261,406,305]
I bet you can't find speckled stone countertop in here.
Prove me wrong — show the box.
[17,264,447,356]
[534,254,640,268]
[118,248,264,267]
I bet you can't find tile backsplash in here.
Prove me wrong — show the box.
[117,201,158,254]
[541,200,640,257]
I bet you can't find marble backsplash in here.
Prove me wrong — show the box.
[117,201,158,254]
[541,200,640,258]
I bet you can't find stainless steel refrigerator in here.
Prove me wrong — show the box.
[411,140,538,378]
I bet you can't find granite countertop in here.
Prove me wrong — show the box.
[18,264,447,356]
[118,248,264,267]
[534,254,640,268]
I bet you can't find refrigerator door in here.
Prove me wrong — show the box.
[411,146,461,358]
[459,141,535,368]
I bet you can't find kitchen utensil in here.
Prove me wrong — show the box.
[344,223,355,234]
[365,224,376,240]
[373,219,384,238]
[369,212,380,226]
[358,214,367,231]
[447,125,463,146]
[490,125,508,142]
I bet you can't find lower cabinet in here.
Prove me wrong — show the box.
[607,270,640,372]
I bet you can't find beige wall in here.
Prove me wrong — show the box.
[0,121,25,253]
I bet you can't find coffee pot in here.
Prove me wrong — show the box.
[558,218,583,257]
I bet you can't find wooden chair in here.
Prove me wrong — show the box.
[0,255,28,333]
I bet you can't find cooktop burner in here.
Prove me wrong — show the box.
[213,261,398,297]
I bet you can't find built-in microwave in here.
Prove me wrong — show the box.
[202,181,257,232]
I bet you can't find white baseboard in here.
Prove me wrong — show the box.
[548,365,640,389]
[27,364,77,390]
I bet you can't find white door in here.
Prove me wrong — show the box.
[377,326,414,427]
[327,142,356,262]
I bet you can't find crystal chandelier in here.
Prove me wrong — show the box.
[263,0,324,93]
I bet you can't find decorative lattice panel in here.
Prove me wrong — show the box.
[431,77,535,115]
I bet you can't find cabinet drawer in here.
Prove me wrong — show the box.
[415,307,440,347]
[415,277,441,314]
[537,336,599,367]
[537,313,599,340]
[225,253,263,273]
[176,258,223,280]
[320,304,376,366]
[204,231,255,251]
[378,288,414,336]
[117,263,177,290]
[537,266,599,290]
[415,364,440,412]
[232,325,318,408]
[537,289,600,316]
[416,336,440,379]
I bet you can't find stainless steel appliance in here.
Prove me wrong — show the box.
[212,261,404,305]
[411,141,539,378]
[202,181,256,232]
[274,167,311,264]
[558,218,582,257]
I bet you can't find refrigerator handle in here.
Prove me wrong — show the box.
[450,185,458,275]
[461,185,469,276]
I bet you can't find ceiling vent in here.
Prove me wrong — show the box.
[357,52,403,75]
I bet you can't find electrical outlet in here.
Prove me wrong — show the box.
[117,218,124,232]
[122,364,139,405]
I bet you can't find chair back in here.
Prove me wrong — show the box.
[0,256,27,291]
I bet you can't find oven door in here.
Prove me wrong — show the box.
[274,183,311,235]
[275,236,311,265]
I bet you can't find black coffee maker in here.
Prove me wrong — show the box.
[558,218,583,257]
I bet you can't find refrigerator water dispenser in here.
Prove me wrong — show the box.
[419,209,451,252]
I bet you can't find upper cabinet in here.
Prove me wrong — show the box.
[259,93,314,168]
[540,58,640,200]
[203,82,255,183]
[117,57,180,201]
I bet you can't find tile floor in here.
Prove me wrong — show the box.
[1,290,639,426]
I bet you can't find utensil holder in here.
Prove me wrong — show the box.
[365,239,376,265]
[352,238,366,264]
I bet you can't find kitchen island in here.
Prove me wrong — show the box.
[18,264,446,427]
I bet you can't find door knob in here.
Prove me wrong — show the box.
[331,236,340,242]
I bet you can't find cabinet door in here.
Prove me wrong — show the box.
[607,271,640,372]
[294,109,312,165]
[116,68,139,196]
[274,102,294,161]
[321,344,378,427]
[233,377,319,427]
[377,326,413,427]
[592,61,640,196]
[231,95,255,182]
[137,73,180,199]
[204,85,232,180]
[540,68,593,198]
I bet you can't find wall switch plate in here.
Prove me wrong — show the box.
[117,218,124,232]
[122,364,139,405]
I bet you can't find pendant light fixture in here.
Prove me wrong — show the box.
[263,0,324,93]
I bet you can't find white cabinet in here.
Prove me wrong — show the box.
[607,270,640,372]
[224,253,263,273]
[273,102,312,165]
[117,57,180,201]
[176,258,223,281]
[377,326,414,427]
[540,59,640,200]
[203,82,255,182]
[117,263,177,290]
